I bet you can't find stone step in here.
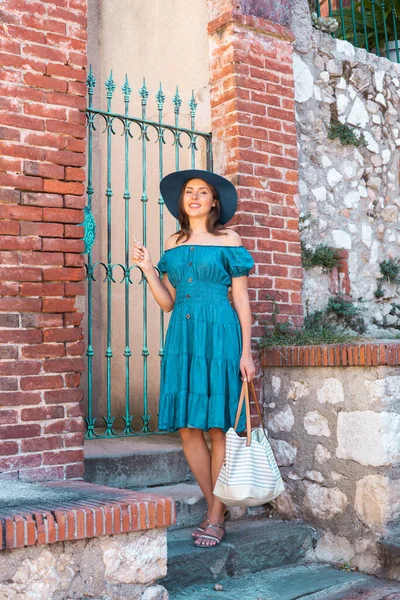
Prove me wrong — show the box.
[135,481,268,530]
[378,532,400,582]
[165,564,399,600]
[83,434,191,488]
[162,518,317,588]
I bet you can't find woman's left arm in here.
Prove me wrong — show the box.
[231,277,256,382]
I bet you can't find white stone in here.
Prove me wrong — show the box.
[142,585,169,600]
[358,185,368,198]
[365,376,400,403]
[287,380,309,401]
[347,97,369,129]
[314,85,322,101]
[336,77,347,90]
[321,155,332,168]
[320,70,329,83]
[298,180,308,196]
[304,482,348,519]
[268,405,294,433]
[317,378,345,404]
[375,70,385,92]
[363,131,379,153]
[372,115,381,125]
[327,168,343,187]
[343,190,360,209]
[355,474,400,534]
[393,77,399,88]
[312,186,327,202]
[336,94,349,115]
[382,205,398,222]
[376,92,386,107]
[304,411,331,437]
[331,471,347,481]
[342,161,357,180]
[315,531,354,563]
[348,224,357,233]
[332,229,352,250]
[270,439,297,466]
[271,375,281,396]
[336,411,400,467]
[306,470,324,483]
[361,223,373,248]
[293,54,314,103]
[382,149,391,165]
[369,239,380,265]
[101,529,167,585]
[354,149,364,165]
[315,444,331,464]
[335,39,356,58]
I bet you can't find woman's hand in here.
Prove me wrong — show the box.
[132,241,153,274]
[240,351,256,382]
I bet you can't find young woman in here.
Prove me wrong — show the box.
[132,169,255,548]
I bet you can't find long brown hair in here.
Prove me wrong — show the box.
[173,179,228,245]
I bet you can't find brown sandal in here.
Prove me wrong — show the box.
[191,515,209,540]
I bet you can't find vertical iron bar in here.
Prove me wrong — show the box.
[371,0,381,55]
[390,0,400,62]
[360,0,369,51]
[338,0,346,39]
[104,71,116,436]
[139,78,151,433]
[173,87,182,232]
[315,0,321,17]
[189,90,197,169]
[327,0,332,17]
[85,65,96,438]
[381,0,390,59]
[122,75,133,435]
[350,0,358,46]
[156,83,166,367]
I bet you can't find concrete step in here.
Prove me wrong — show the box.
[162,518,317,588]
[378,531,400,582]
[83,434,191,488]
[166,564,400,600]
[135,481,268,530]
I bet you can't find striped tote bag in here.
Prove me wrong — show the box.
[213,380,285,507]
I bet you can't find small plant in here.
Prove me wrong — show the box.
[327,294,366,333]
[299,212,316,233]
[374,281,385,299]
[301,241,340,272]
[379,258,400,283]
[327,120,366,148]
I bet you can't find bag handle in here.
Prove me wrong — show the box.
[233,379,265,446]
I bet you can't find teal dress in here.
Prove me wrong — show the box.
[156,244,255,433]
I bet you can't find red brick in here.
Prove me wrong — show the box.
[44,148,85,167]
[65,167,85,181]
[0,441,18,456]
[66,403,84,418]
[64,432,84,447]
[42,238,84,252]
[44,417,85,434]
[0,410,18,425]
[64,312,83,326]
[44,327,83,342]
[21,313,63,327]
[21,435,64,452]
[43,267,85,282]
[65,373,81,387]
[23,44,67,62]
[46,62,86,82]
[0,329,42,344]
[42,298,76,313]
[43,207,83,223]
[21,405,64,421]
[0,282,19,296]
[24,131,66,149]
[23,161,64,179]
[20,251,63,266]
[65,282,85,296]
[21,375,64,391]
[0,424,41,439]
[45,120,85,140]
[0,204,42,221]
[21,343,65,359]
[65,253,85,267]
[0,236,41,251]
[66,340,84,356]
[0,112,45,132]
[43,357,85,373]
[42,449,83,466]
[20,282,65,297]
[0,297,42,312]
[0,221,19,236]
[24,72,67,92]
[21,192,63,208]
[44,388,83,404]
[0,391,41,405]
[65,462,84,478]
[21,14,67,34]
[46,92,86,110]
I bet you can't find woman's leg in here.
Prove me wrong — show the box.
[178,427,213,509]
[195,427,227,547]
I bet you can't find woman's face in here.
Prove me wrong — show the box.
[182,178,215,221]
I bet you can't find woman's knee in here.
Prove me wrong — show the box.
[208,427,225,443]
[179,427,204,444]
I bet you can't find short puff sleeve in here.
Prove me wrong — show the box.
[156,253,168,275]
[226,246,254,278]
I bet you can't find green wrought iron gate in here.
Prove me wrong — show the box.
[83,67,213,438]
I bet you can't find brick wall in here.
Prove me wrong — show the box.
[0,0,87,481]
[207,6,302,349]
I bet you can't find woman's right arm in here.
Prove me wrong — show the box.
[132,237,176,313]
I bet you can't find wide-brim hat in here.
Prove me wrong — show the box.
[159,169,238,225]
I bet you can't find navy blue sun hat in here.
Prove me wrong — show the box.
[159,169,238,225]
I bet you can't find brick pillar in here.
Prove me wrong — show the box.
[207,2,302,346]
[0,0,87,481]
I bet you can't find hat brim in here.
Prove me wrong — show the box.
[159,169,238,225]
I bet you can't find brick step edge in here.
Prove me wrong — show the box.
[261,341,400,368]
[0,480,175,551]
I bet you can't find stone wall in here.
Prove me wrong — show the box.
[263,361,400,577]
[0,529,168,600]
[292,21,400,336]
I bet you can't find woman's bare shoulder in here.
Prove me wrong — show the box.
[165,232,181,251]
[220,228,243,247]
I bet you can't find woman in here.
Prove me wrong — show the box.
[132,169,255,548]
